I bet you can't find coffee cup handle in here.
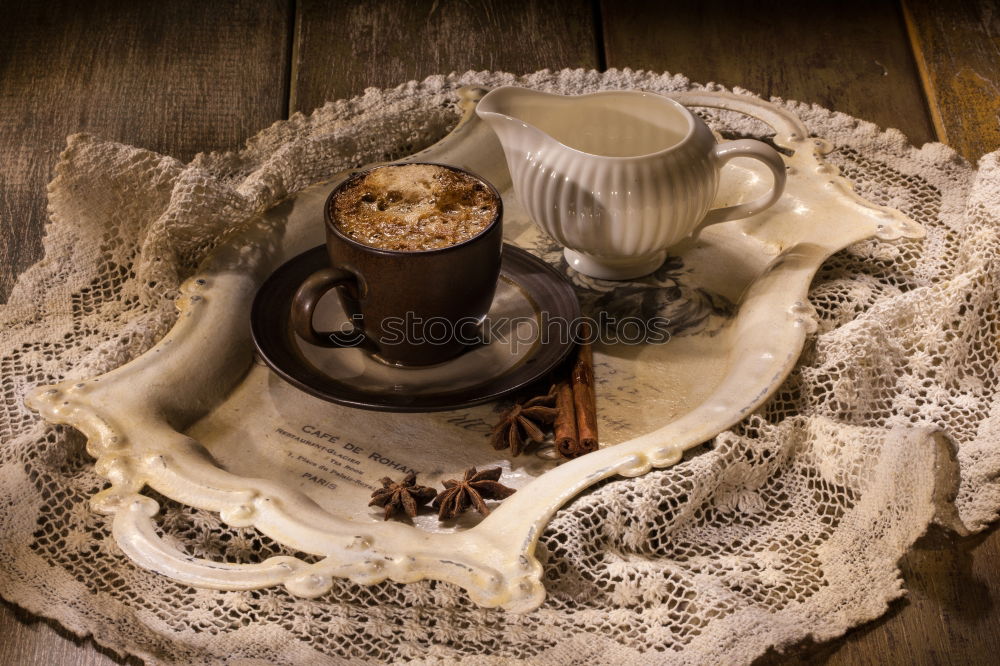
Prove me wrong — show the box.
[291,267,365,348]
[695,139,788,235]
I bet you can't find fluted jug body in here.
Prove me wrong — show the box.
[477,88,786,280]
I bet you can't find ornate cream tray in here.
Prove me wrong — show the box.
[27,89,923,611]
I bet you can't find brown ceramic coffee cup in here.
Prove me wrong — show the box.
[291,163,503,366]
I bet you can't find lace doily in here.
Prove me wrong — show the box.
[2,69,999,665]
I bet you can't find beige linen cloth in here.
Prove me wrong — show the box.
[2,69,999,664]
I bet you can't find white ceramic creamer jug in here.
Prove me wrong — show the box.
[476,87,787,280]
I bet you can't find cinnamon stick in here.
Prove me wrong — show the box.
[570,323,598,456]
[553,379,578,458]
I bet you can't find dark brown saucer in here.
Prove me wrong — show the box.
[251,244,580,412]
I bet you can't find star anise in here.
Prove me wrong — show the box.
[433,466,516,519]
[489,387,559,456]
[368,471,437,521]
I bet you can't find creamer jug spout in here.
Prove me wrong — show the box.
[475,87,556,154]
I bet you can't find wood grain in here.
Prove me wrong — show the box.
[600,0,936,147]
[290,0,599,113]
[0,0,292,302]
[903,0,1000,162]
[0,599,136,666]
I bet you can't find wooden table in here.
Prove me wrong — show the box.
[2,1,998,663]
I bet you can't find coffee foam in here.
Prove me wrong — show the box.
[364,164,444,203]
[334,164,498,252]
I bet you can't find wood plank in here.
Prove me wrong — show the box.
[0,0,292,302]
[291,0,599,114]
[0,599,134,666]
[903,0,1000,162]
[601,0,936,147]
[0,0,291,663]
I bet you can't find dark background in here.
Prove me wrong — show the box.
[0,1,998,663]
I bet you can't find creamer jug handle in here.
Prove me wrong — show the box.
[694,139,787,235]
